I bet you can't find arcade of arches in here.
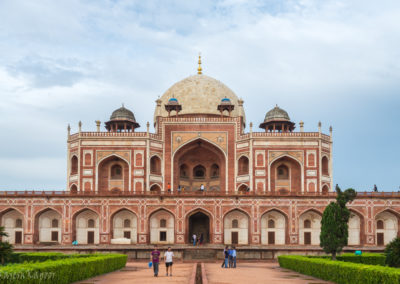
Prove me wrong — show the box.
[3,207,399,247]
[173,139,225,191]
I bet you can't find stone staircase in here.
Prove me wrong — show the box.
[183,248,217,260]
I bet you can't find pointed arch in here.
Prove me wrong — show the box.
[223,208,250,245]
[1,208,24,244]
[33,207,62,244]
[110,208,138,243]
[172,138,227,192]
[72,208,100,245]
[260,208,289,245]
[148,208,175,244]
[269,154,304,193]
[185,207,213,244]
[96,154,131,192]
[348,209,364,246]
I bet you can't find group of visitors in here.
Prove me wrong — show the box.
[150,245,174,277]
[222,246,237,268]
[192,233,204,246]
[149,244,238,277]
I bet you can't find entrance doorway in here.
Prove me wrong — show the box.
[15,231,22,244]
[51,231,58,242]
[231,232,238,244]
[377,233,384,246]
[268,231,275,244]
[304,232,311,245]
[188,212,210,244]
[87,231,94,244]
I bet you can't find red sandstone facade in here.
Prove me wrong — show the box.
[0,67,399,249]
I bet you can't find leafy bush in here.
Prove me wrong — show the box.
[385,237,400,267]
[0,253,127,284]
[9,252,99,263]
[278,255,400,284]
[308,253,386,266]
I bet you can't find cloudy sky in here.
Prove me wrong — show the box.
[0,0,399,191]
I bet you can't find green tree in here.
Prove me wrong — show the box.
[320,185,356,260]
[0,226,13,265]
[385,237,400,267]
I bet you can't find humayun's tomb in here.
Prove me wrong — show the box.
[1,57,399,258]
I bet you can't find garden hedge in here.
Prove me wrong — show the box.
[9,252,96,263]
[308,253,386,266]
[278,255,400,284]
[0,253,127,284]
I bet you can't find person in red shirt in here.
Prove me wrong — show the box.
[167,183,171,192]
[150,245,161,277]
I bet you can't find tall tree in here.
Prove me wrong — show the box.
[0,226,13,265]
[320,185,356,260]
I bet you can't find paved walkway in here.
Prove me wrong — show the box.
[76,261,332,284]
[204,262,332,284]
[76,262,195,284]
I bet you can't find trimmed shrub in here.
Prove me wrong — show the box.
[0,253,127,284]
[308,253,386,266]
[9,252,100,263]
[279,255,400,284]
[385,237,400,267]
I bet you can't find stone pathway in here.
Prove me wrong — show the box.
[76,262,195,284]
[75,261,333,284]
[204,262,333,284]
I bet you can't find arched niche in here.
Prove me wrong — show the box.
[149,210,174,244]
[223,210,249,245]
[261,210,287,245]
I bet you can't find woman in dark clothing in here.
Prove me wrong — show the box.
[199,233,204,245]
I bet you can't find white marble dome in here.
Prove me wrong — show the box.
[155,74,245,122]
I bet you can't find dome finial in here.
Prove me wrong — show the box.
[197,53,202,75]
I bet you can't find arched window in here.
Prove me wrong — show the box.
[160,219,167,228]
[232,219,239,228]
[238,156,249,175]
[124,219,131,228]
[111,164,122,180]
[70,184,78,193]
[180,164,189,178]
[322,156,329,176]
[268,219,275,228]
[377,220,384,230]
[88,219,95,228]
[150,156,161,175]
[277,164,289,180]
[51,219,59,228]
[304,219,311,229]
[193,165,206,179]
[15,219,22,228]
[211,164,219,178]
[71,156,78,175]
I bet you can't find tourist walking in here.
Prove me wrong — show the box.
[150,245,161,277]
[163,247,174,277]
[167,183,171,192]
[200,184,205,192]
[192,233,197,246]
[224,246,229,268]
[231,246,237,268]
[177,185,181,193]
[199,233,204,245]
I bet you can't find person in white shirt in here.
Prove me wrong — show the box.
[192,234,197,246]
[163,247,174,276]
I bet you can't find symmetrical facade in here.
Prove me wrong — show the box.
[1,62,399,249]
